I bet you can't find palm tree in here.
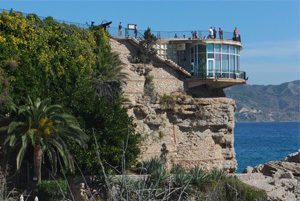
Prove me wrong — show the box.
[0,98,88,183]
[92,48,127,99]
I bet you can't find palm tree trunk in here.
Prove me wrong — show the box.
[33,145,43,183]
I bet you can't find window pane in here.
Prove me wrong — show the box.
[235,55,238,71]
[230,55,235,72]
[198,53,206,77]
[235,47,240,55]
[230,45,235,53]
[215,53,221,71]
[234,46,238,54]
[237,56,240,71]
[208,53,214,58]
[222,44,229,53]
[208,60,214,71]
[222,54,229,72]
[215,44,221,52]
[207,44,214,52]
[198,44,206,52]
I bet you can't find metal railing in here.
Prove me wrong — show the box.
[107,26,241,42]
[196,71,247,80]
[1,9,241,42]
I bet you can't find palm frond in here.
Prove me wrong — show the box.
[0,97,87,179]
[16,135,28,170]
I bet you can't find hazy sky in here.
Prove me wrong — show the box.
[1,0,299,85]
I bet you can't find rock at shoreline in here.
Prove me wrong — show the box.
[243,166,254,173]
[237,150,300,201]
[282,150,300,163]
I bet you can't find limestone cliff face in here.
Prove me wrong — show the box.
[110,38,237,172]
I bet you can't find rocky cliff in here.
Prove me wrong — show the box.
[110,38,237,172]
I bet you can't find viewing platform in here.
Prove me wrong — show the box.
[109,26,246,89]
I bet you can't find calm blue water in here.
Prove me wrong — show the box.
[235,122,300,173]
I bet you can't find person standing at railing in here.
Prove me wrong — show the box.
[174,33,178,38]
[134,24,138,38]
[118,22,122,36]
[213,27,217,39]
[209,27,213,39]
[233,27,239,41]
[195,31,198,39]
[219,27,223,39]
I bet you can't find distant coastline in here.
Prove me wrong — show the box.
[225,80,300,122]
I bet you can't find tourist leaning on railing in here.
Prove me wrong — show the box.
[233,27,240,41]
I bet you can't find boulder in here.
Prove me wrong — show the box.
[237,152,300,201]
[282,150,300,163]
[243,166,254,173]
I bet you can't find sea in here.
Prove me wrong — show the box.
[235,122,300,173]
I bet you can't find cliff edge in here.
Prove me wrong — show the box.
[110,38,237,172]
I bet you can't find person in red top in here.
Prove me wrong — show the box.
[233,27,239,41]
[219,27,223,39]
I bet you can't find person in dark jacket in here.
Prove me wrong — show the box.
[213,27,217,39]
[118,22,122,36]
[134,24,138,38]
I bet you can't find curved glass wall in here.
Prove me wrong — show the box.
[206,43,240,78]
[190,43,240,78]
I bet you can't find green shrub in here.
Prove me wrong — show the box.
[159,94,176,109]
[209,169,225,181]
[132,158,267,201]
[0,10,96,106]
[70,97,141,175]
[144,74,157,102]
[214,177,267,201]
[189,166,210,187]
[142,156,165,174]
[139,27,157,63]
[172,166,191,187]
[35,180,67,201]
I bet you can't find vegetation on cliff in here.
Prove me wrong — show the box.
[139,27,158,63]
[0,10,140,180]
[84,157,267,200]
